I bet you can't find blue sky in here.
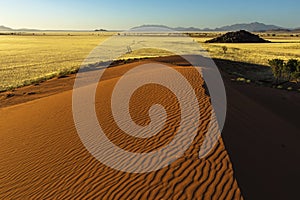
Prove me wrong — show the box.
[0,0,299,30]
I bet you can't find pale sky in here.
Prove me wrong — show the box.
[0,0,299,30]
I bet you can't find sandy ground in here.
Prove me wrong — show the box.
[222,77,300,200]
[1,56,299,199]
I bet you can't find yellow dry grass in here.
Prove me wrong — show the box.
[0,32,112,91]
[195,36,300,66]
[0,32,299,91]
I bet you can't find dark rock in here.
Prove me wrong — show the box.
[206,30,270,43]
[6,92,15,98]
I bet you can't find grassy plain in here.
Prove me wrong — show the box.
[0,32,112,91]
[0,32,299,91]
[195,35,300,66]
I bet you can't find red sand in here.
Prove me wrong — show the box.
[1,56,299,199]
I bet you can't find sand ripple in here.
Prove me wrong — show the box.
[0,60,243,199]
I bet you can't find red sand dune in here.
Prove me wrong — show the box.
[0,58,243,199]
[1,56,299,199]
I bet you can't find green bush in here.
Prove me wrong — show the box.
[269,58,300,83]
[268,59,284,83]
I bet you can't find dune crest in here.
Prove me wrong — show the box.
[0,59,243,199]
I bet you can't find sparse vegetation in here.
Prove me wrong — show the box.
[0,33,111,91]
[268,58,300,83]
[1,32,300,92]
[268,59,285,83]
[222,46,228,54]
[195,34,300,66]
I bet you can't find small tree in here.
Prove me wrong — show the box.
[222,46,228,54]
[292,72,300,83]
[126,46,132,53]
[268,59,284,83]
[285,59,298,81]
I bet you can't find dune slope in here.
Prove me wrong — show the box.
[0,60,243,199]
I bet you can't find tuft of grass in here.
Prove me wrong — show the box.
[236,77,246,82]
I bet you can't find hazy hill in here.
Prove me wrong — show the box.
[214,22,282,32]
[293,28,300,32]
[131,22,286,32]
[0,25,13,31]
[0,25,40,32]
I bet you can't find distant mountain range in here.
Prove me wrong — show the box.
[0,25,90,32]
[132,22,299,32]
[1,22,300,32]
[0,25,12,31]
[0,25,40,32]
[211,22,281,32]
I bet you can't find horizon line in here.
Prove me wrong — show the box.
[1,21,299,32]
